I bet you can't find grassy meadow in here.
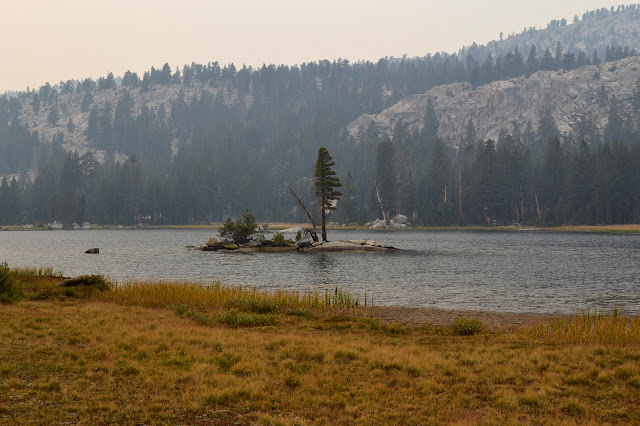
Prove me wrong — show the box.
[1,266,640,424]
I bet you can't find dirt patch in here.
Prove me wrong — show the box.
[365,306,563,330]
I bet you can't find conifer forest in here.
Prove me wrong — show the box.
[1,6,640,227]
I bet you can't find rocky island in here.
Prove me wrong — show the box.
[200,237,397,253]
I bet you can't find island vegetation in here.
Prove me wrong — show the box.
[1,264,639,423]
[199,147,397,252]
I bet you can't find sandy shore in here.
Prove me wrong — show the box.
[364,306,563,329]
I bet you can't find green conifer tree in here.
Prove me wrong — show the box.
[314,147,342,241]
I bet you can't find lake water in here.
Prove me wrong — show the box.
[1,229,638,315]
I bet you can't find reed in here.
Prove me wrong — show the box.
[9,266,61,280]
[4,265,64,297]
[516,309,640,346]
[101,280,361,313]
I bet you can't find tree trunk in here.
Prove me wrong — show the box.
[374,181,389,226]
[533,186,542,223]
[321,205,327,242]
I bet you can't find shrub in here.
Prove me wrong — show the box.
[0,262,22,303]
[61,275,110,291]
[218,210,262,244]
[261,233,294,247]
[224,297,278,313]
[452,316,483,336]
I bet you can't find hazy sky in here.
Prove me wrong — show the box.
[1,1,633,92]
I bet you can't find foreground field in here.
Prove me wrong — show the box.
[1,269,639,424]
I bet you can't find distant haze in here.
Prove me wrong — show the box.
[1,1,634,92]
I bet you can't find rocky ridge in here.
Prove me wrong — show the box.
[348,56,640,146]
[462,7,640,62]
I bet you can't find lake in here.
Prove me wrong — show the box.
[1,229,638,315]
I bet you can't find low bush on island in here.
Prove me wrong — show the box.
[218,210,263,244]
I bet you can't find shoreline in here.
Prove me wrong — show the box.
[2,223,639,234]
[365,306,566,329]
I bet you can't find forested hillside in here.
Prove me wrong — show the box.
[463,4,640,64]
[1,5,639,227]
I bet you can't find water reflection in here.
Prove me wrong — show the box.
[308,253,335,270]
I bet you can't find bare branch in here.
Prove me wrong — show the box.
[285,184,318,242]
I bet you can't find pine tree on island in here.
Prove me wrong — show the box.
[314,147,342,242]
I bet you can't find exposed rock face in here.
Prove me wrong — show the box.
[16,82,241,165]
[348,56,640,146]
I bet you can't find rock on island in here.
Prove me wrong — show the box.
[200,239,397,253]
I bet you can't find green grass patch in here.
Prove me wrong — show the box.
[452,316,483,336]
[61,275,110,291]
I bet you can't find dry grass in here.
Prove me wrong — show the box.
[550,224,640,234]
[1,267,639,424]
[2,301,640,424]
[517,309,640,346]
[103,281,361,314]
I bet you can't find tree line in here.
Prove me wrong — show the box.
[2,99,640,227]
[2,7,640,226]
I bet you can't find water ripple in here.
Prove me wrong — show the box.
[0,229,638,314]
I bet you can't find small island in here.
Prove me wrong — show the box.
[201,237,397,253]
[199,211,396,252]
[200,147,398,253]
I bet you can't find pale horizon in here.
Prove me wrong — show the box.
[1,1,635,92]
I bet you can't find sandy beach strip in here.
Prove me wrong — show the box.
[364,306,564,329]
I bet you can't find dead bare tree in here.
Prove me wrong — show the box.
[533,186,542,223]
[374,180,390,227]
[285,184,319,242]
